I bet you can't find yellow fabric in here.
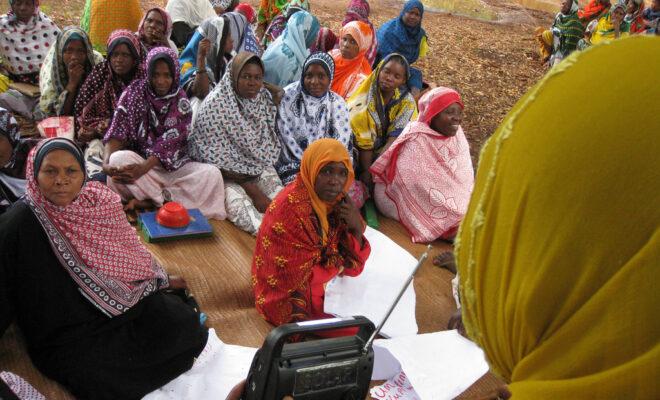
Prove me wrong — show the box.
[591,14,630,45]
[0,74,9,93]
[456,36,660,399]
[88,0,143,50]
[534,27,553,59]
[299,138,355,244]
[419,35,428,59]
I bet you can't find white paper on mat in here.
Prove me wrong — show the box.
[324,226,418,338]
[143,329,257,400]
[370,371,421,400]
[371,330,490,400]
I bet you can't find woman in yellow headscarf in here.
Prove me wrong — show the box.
[456,36,659,399]
[252,138,370,334]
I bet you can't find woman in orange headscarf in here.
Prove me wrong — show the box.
[330,21,374,99]
[252,138,370,330]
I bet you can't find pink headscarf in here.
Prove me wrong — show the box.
[417,87,464,124]
[137,7,173,48]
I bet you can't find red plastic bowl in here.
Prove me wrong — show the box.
[156,202,191,228]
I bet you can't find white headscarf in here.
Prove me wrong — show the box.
[166,0,217,27]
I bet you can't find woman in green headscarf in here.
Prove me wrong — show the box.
[456,36,659,399]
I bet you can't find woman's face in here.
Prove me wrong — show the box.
[402,7,422,28]
[63,39,87,67]
[12,0,34,23]
[37,149,85,207]
[625,0,638,14]
[314,161,348,202]
[430,103,463,137]
[340,33,360,60]
[378,59,407,95]
[109,43,136,77]
[612,7,625,24]
[0,135,12,167]
[561,0,573,15]
[236,62,264,99]
[303,64,330,98]
[150,59,173,96]
[224,32,235,54]
[143,10,166,43]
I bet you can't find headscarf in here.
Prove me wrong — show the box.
[74,30,143,132]
[457,36,659,399]
[551,0,584,57]
[39,26,103,116]
[257,0,291,26]
[376,0,426,65]
[103,47,192,172]
[330,21,373,99]
[212,0,239,11]
[300,138,354,243]
[0,0,59,79]
[25,138,168,317]
[310,27,338,53]
[591,3,631,45]
[342,0,378,65]
[261,0,311,48]
[224,11,263,55]
[262,10,320,87]
[179,17,230,86]
[276,52,353,184]
[348,53,418,151]
[0,107,20,169]
[190,52,281,176]
[235,3,257,24]
[165,0,216,28]
[370,87,473,243]
[137,7,174,52]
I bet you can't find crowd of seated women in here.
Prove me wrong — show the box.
[1,0,656,398]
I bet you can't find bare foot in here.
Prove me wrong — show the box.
[433,251,457,274]
[447,309,466,338]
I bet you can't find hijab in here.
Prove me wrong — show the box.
[137,7,174,52]
[25,138,168,317]
[189,52,280,176]
[457,36,659,399]
[331,20,373,98]
[0,107,20,169]
[165,0,216,28]
[224,11,263,55]
[342,0,378,65]
[376,0,426,64]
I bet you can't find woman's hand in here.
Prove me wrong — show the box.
[359,170,374,192]
[197,38,211,68]
[337,195,363,237]
[66,61,85,92]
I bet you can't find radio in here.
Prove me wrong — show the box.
[242,245,431,400]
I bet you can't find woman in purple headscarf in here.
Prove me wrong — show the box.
[342,0,378,65]
[103,47,226,219]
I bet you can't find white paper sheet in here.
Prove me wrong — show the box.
[143,329,257,400]
[370,371,421,400]
[324,227,418,338]
[371,330,489,400]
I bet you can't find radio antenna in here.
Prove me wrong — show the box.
[363,244,432,353]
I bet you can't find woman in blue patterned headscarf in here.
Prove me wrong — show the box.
[275,52,353,184]
[375,0,428,95]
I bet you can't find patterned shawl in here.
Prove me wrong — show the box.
[348,54,418,151]
[0,0,59,80]
[624,0,646,34]
[342,0,378,65]
[262,10,320,87]
[310,27,338,53]
[257,0,289,26]
[24,138,167,317]
[376,0,426,65]
[103,47,192,172]
[252,138,366,326]
[330,20,373,99]
[370,87,474,243]
[591,4,631,45]
[74,30,143,133]
[137,7,175,53]
[0,106,20,169]
[179,17,230,86]
[276,52,353,184]
[551,1,584,57]
[261,0,310,47]
[190,52,280,176]
[39,26,103,117]
[225,11,263,55]
[578,0,611,23]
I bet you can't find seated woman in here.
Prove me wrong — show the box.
[342,0,378,65]
[74,30,143,179]
[348,53,418,193]
[225,11,263,55]
[330,20,373,99]
[455,37,657,399]
[310,27,338,53]
[235,3,257,24]
[256,0,288,40]
[643,0,660,34]
[591,2,630,45]
[276,52,352,185]
[375,0,428,98]
[138,8,178,53]
[578,0,611,24]
[625,0,647,34]
[252,138,370,330]
[179,16,234,119]
[261,0,310,48]
[80,0,143,51]
[190,52,282,235]
[0,107,39,214]
[370,87,474,243]
[39,27,103,118]
[535,0,584,66]
[576,19,599,50]
[261,10,320,88]
[165,0,217,48]
[0,0,60,119]
[0,138,209,400]
[103,47,226,219]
